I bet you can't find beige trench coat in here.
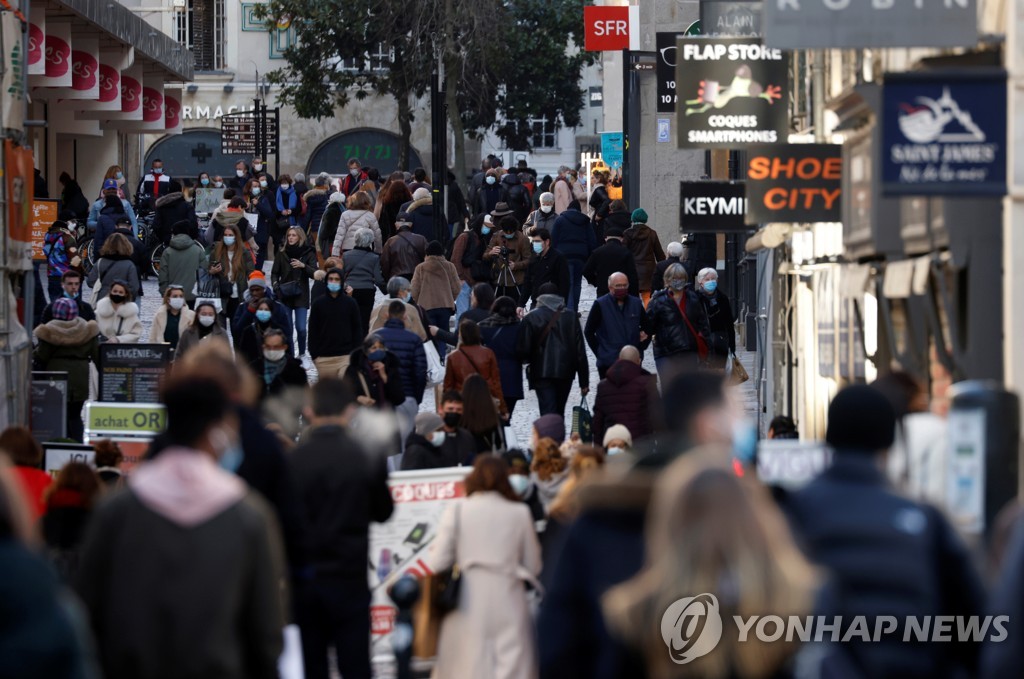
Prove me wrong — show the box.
[425,491,542,679]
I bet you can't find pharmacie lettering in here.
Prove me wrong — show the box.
[685,196,748,216]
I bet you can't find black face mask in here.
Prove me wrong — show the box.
[108,294,126,304]
[443,412,461,428]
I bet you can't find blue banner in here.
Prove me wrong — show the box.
[882,70,1006,196]
[600,131,624,170]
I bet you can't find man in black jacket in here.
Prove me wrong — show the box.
[520,228,570,309]
[582,227,638,298]
[40,269,95,324]
[784,385,985,679]
[515,285,589,417]
[153,191,198,245]
[308,268,363,380]
[291,378,394,679]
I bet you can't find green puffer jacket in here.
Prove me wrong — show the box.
[159,234,207,301]
[33,318,101,402]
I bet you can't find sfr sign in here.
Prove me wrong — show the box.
[584,6,633,52]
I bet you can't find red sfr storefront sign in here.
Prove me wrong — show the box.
[585,6,631,52]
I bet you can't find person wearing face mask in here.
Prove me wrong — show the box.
[245,177,275,270]
[75,375,286,679]
[344,333,406,411]
[503,449,545,521]
[256,328,307,400]
[158,220,206,307]
[308,268,364,379]
[40,269,96,324]
[601,424,634,461]
[227,160,251,191]
[340,157,367,197]
[135,158,173,210]
[99,164,128,200]
[231,272,294,349]
[238,298,285,370]
[251,158,275,191]
[274,174,301,247]
[551,166,575,214]
[148,285,195,352]
[196,172,212,193]
[645,263,711,380]
[450,214,494,323]
[473,168,509,217]
[401,412,459,471]
[433,391,478,466]
[175,301,227,359]
[87,233,141,303]
[211,175,225,189]
[695,267,735,371]
[622,209,665,307]
[484,212,531,300]
[525,192,558,235]
[367,275,429,341]
[520,228,569,310]
[583,225,639,299]
[540,445,606,587]
[206,223,255,322]
[584,273,650,380]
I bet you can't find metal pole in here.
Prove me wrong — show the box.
[622,49,641,209]
[253,97,261,169]
[430,46,448,243]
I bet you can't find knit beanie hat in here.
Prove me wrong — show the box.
[413,187,431,202]
[631,208,648,224]
[825,385,897,454]
[533,414,565,445]
[52,297,79,321]
[602,424,633,448]
[415,412,444,437]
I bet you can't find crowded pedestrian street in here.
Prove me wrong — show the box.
[3,0,1024,678]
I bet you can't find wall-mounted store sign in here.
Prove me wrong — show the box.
[881,70,1006,196]
[745,144,841,223]
[182,103,257,121]
[680,181,749,232]
[763,0,977,49]
[700,1,762,37]
[674,38,788,148]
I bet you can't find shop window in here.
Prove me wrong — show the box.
[176,0,224,71]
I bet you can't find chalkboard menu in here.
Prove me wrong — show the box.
[98,344,171,403]
[31,372,68,443]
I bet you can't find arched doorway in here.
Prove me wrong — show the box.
[144,128,231,181]
[306,128,424,176]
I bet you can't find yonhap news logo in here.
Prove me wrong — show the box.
[661,594,1009,664]
[660,593,723,664]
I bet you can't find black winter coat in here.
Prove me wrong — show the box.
[650,255,681,294]
[646,288,710,360]
[302,189,330,234]
[474,183,508,216]
[521,249,571,307]
[503,174,532,224]
[592,359,657,442]
[784,455,984,679]
[374,319,428,403]
[697,288,736,355]
[480,318,525,400]
[344,349,406,409]
[153,192,198,244]
[583,241,639,297]
[258,357,309,399]
[515,298,589,387]
[317,202,343,257]
[400,432,463,471]
[550,209,597,262]
[308,292,362,359]
[289,424,393,581]
[270,244,317,309]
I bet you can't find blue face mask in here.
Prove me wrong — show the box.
[200,177,210,186]
[368,349,387,362]
[532,242,543,254]
[327,282,342,293]
[732,419,758,464]
[503,232,515,240]
[115,171,123,180]
[218,442,244,473]
[63,290,76,299]
[255,309,272,323]
[704,280,718,293]
[482,226,491,236]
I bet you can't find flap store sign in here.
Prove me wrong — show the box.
[746,144,842,223]
[680,181,749,232]
[675,38,789,148]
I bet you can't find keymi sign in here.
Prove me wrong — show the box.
[763,0,977,49]
[746,144,842,223]
[680,182,748,232]
[881,70,1006,196]
[675,38,788,148]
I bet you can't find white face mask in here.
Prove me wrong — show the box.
[263,348,286,362]
[198,315,216,327]
[607,446,625,456]
[168,297,185,310]
[236,169,245,177]
[508,474,531,498]
[540,204,553,213]
[349,168,361,177]
[281,183,290,190]
[259,180,268,188]
[253,163,263,171]
[429,430,446,447]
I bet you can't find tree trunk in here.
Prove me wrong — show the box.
[443,0,467,191]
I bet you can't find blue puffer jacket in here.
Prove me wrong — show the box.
[375,319,427,403]
[550,208,596,262]
[480,318,524,400]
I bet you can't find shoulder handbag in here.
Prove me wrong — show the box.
[572,397,594,443]
[678,297,710,361]
[434,503,462,613]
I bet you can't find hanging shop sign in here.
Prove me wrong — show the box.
[674,38,788,148]
[29,20,71,88]
[584,5,634,52]
[680,181,748,232]
[84,402,166,439]
[745,144,841,223]
[763,0,977,50]
[656,32,685,113]
[881,70,1006,196]
[600,131,624,171]
[700,1,762,38]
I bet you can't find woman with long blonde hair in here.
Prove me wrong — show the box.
[603,450,819,679]
[99,164,127,199]
[207,222,253,321]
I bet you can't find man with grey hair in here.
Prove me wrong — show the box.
[553,165,574,214]
[651,240,685,294]
[302,171,333,240]
[584,271,649,379]
[526,191,558,234]
[342,227,386,337]
[380,211,426,281]
[368,275,428,341]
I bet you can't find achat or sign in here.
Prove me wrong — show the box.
[85,402,166,439]
[745,144,842,223]
[763,0,977,50]
[584,5,631,51]
[881,70,1007,196]
[675,38,788,148]
[680,181,748,232]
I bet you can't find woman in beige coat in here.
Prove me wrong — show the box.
[411,240,461,354]
[426,456,542,679]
